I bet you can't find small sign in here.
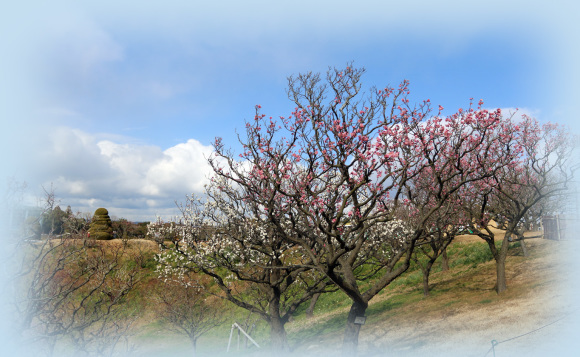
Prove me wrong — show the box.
[354,316,366,325]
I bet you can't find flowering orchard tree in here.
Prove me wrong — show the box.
[208,65,520,355]
[410,200,472,296]
[150,177,334,352]
[463,116,577,293]
[401,112,518,297]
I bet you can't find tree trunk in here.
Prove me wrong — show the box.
[495,254,507,293]
[269,317,288,353]
[306,293,321,319]
[342,300,368,357]
[441,248,449,272]
[483,232,509,294]
[46,336,57,357]
[268,299,289,353]
[190,338,197,357]
[520,238,529,257]
[422,260,434,297]
[494,232,514,294]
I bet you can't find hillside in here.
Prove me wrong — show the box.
[282,237,580,357]
[20,235,579,357]
[163,236,579,357]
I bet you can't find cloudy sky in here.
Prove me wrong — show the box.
[1,0,579,221]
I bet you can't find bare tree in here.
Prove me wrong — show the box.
[414,224,474,296]
[15,189,145,356]
[154,274,229,357]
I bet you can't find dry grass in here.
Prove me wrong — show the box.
[36,235,577,356]
[288,238,580,357]
[37,237,160,253]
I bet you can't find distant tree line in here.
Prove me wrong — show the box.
[31,205,149,240]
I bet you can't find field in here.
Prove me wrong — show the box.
[16,234,580,357]
[118,235,580,357]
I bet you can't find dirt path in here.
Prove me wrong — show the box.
[362,239,580,357]
[296,238,580,357]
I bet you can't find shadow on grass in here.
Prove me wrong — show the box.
[367,299,405,318]
[288,311,347,353]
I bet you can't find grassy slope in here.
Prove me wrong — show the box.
[285,237,568,356]
[131,235,573,357]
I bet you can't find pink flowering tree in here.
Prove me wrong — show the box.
[463,116,577,293]
[410,201,472,296]
[208,66,519,355]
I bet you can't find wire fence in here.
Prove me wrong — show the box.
[482,309,578,357]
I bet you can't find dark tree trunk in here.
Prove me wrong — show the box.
[306,293,321,319]
[342,300,368,357]
[441,247,449,272]
[269,317,288,353]
[422,260,434,296]
[495,253,507,294]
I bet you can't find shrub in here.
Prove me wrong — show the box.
[88,208,113,240]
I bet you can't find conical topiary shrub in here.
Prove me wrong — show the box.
[88,208,113,240]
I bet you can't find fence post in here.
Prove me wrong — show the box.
[491,340,498,357]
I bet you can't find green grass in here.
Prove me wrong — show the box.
[447,242,494,268]
[37,236,550,356]
[443,300,459,307]
[367,291,421,318]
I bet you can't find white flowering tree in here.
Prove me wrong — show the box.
[151,177,334,352]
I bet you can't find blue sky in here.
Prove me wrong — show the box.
[1,0,579,221]
[2,2,580,355]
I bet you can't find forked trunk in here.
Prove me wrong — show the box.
[342,300,368,357]
[422,260,434,296]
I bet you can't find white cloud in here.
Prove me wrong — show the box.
[144,139,213,196]
[25,127,214,221]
